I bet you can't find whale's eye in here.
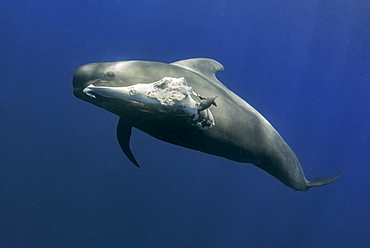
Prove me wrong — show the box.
[104,71,115,79]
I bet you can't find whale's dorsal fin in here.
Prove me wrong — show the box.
[171,58,224,85]
[116,117,140,168]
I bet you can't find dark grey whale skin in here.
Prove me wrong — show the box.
[73,58,341,191]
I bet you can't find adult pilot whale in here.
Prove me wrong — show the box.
[72,58,341,191]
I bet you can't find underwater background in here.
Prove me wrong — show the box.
[1,0,369,247]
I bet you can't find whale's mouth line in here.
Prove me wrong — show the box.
[83,84,98,98]
[82,77,217,130]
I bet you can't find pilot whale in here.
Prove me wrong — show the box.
[72,58,341,191]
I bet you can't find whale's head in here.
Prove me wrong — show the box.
[73,61,217,130]
[73,61,136,104]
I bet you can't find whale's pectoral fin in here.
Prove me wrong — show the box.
[307,172,343,188]
[116,117,140,168]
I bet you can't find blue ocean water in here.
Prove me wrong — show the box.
[1,0,369,247]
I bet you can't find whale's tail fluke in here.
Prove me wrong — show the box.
[307,172,343,189]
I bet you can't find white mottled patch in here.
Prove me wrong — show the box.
[83,77,215,130]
